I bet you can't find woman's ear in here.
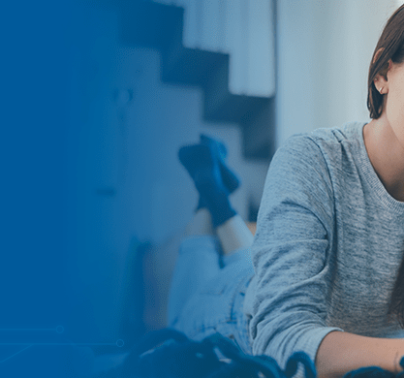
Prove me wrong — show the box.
[374,59,392,95]
[373,48,391,95]
[374,73,388,95]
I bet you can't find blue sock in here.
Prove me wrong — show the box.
[178,144,237,228]
[200,134,240,194]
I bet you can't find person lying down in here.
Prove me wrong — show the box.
[168,5,404,377]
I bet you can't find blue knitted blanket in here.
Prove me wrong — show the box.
[96,328,404,378]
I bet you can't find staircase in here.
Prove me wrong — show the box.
[114,0,276,161]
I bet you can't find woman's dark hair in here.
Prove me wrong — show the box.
[367,4,404,119]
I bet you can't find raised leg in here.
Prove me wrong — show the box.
[169,136,254,326]
[216,214,254,256]
[178,137,253,263]
[184,208,214,237]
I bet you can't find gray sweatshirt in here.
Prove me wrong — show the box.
[243,121,404,372]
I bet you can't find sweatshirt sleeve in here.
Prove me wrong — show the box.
[244,134,344,372]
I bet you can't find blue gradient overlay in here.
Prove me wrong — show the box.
[0,0,275,376]
[0,1,127,376]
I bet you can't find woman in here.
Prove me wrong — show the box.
[168,4,404,378]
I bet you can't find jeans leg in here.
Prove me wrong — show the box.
[222,246,253,270]
[167,235,221,326]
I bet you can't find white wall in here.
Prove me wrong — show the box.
[276,0,400,147]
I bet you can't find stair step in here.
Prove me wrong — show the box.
[161,46,228,87]
[117,0,275,161]
[120,1,183,49]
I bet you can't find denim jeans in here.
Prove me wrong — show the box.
[167,235,255,354]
